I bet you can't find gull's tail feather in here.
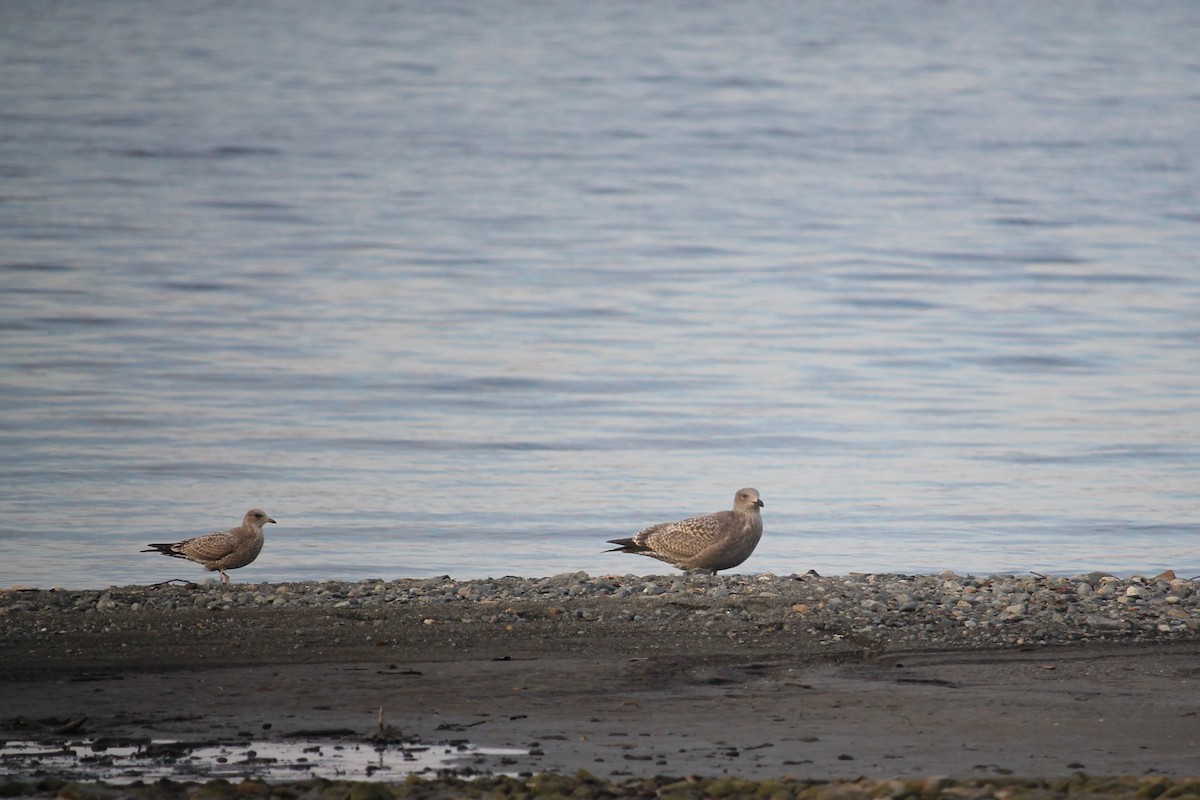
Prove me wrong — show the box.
[142,542,190,560]
[605,537,651,554]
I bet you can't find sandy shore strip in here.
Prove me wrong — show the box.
[3,572,1199,787]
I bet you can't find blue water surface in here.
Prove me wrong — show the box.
[1,0,1197,588]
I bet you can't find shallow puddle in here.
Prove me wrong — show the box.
[0,737,527,783]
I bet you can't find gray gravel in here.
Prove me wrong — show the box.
[3,570,1197,650]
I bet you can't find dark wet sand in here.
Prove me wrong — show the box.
[3,597,1199,779]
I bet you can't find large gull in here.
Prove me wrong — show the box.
[606,488,764,575]
[142,508,276,584]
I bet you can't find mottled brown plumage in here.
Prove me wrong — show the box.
[606,488,764,575]
[142,508,276,584]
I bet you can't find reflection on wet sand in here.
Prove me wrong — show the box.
[0,737,527,784]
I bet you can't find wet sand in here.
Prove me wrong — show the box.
[4,579,1200,780]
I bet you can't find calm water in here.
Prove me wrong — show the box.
[1,1,1198,589]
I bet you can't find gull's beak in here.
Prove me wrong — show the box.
[756,499,764,508]
[267,517,277,524]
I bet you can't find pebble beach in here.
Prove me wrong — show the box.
[4,571,1199,796]
[4,570,1198,651]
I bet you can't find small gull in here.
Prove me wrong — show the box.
[606,488,764,575]
[142,508,276,584]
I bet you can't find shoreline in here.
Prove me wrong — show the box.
[3,572,1199,786]
[3,571,1196,671]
